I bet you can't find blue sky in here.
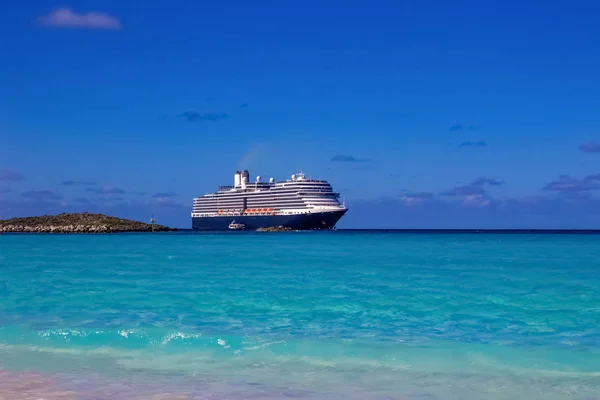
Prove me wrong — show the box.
[1,0,600,228]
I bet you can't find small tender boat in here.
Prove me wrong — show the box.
[228,220,245,230]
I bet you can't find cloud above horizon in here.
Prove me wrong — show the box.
[427,177,503,207]
[0,169,24,181]
[21,190,63,202]
[578,141,600,153]
[449,124,478,132]
[4,171,600,228]
[37,8,121,30]
[343,194,600,229]
[152,192,177,198]
[85,185,125,194]
[330,155,370,163]
[400,192,435,206]
[471,178,504,186]
[339,172,600,228]
[442,177,504,197]
[60,180,97,186]
[178,112,230,122]
[399,178,504,208]
[543,174,600,194]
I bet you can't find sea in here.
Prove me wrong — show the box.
[0,231,599,399]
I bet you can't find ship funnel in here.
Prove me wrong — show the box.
[256,176,262,183]
[242,170,250,184]
[241,175,247,189]
[269,177,274,183]
[234,171,241,187]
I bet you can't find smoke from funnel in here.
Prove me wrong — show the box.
[238,144,267,170]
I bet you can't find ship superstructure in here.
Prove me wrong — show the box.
[191,170,347,230]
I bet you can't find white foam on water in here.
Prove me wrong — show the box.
[1,340,599,400]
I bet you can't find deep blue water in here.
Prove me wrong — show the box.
[0,232,599,399]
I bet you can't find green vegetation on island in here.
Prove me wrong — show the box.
[0,212,176,233]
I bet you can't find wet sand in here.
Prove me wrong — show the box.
[0,370,193,400]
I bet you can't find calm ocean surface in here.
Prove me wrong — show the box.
[0,232,599,399]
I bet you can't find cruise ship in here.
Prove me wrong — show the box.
[191,170,348,230]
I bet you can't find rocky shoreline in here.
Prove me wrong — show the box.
[0,213,176,233]
[256,226,295,232]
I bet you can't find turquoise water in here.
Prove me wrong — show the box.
[0,232,599,399]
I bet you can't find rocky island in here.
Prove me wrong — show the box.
[0,212,176,233]
[256,226,295,232]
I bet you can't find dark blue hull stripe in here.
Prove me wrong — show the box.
[192,210,348,231]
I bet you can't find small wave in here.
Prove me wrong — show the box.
[161,332,202,344]
[243,340,286,351]
[29,327,207,349]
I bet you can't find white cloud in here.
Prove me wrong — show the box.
[38,8,121,30]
